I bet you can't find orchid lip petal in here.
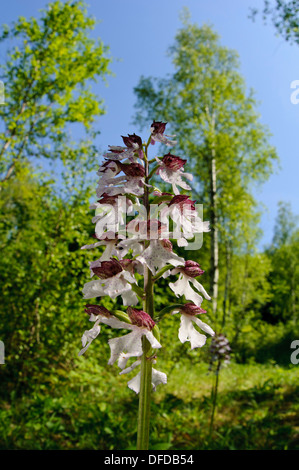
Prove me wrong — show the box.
[108,330,143,366]
[192,316,215,336]
[124,367,167,394]
[178,315,207,350]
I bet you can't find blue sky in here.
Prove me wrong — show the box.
[1,0,299,248]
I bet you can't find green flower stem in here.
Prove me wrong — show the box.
[136,139,154,450]
[148,157,159,164]
[136,334,152,450]
[209,358,221,441]
[148,164,160,181]
[137,266,154,450]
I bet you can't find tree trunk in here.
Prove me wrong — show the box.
[222,239,232,331]
[209,113,219,323]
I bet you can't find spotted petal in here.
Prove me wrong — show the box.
[178,314,207,349]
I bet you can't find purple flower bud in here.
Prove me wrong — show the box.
[150,121,177,146]
[179,303,207,316]
[160,239,173,252]
[91,259,123,279]
[162,153,187,171]
[97,193,120,206]
[121,133,143,149]
[181,260,205,278]
[119,162,145,177]
[84,304,112,317]
[150,120,167,136]
[169,194,196,211]
[127,307,156,330]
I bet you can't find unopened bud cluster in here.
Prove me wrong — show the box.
[208,333,231,371]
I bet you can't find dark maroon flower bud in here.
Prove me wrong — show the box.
[181,260,205,278]
[119,162,145,177]
[91,259,123,279]
[169,195,196,211]
[150,120,167,135]
[127,307,156,330]
[84,304,112,317]
[121,133,143,149]
[162,153,187,171]
[169,195,189,204]
[179,303,207,316]
[97,193,120,206]
[160,239,173,252]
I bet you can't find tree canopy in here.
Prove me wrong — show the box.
[0,0,111,186]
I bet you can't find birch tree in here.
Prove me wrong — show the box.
[133,17,278,325]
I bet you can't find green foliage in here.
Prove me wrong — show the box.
[0,0,114,397]
[0,0,111,183]
[263,203,299,324]
[226,252,272,342]
[1,361,298,450]
[272,201,299,247]
[250,0,299,45]
[0,166,98,394]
